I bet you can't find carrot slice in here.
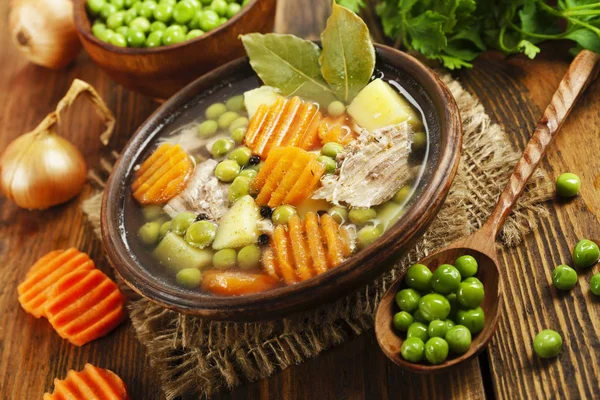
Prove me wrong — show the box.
[18,248,95,319]
[299,110,323,150]
[284,102,318,147]
[132,143,194,205]
[268,150,312,207]
[320,214,345,267]
[317,115,355,146]
[255,96,303,157]
[43,363,130,400]
[251,97,287,158]
[45,269,126,346]
[272,225,298,284]
[304,212,328,274]
[252,146,286,191]
[288,215,313,281]
[284,158,326,205]
[255,147,301,205]
[244,104,270,147]
[262,248,280,280]
[201,270,280,296]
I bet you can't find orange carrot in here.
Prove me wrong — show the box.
[320,214,345,267]
[299,110,323,150]
[304,212,328,274]
[262,248,280,280]
[45,269,126,346]
[18,248,95,319]
[251,97,287,157]
[284,102,318,147]
[244,104,270,147]
[268,150,312,207]
[43,363,130,400]
[255,147,300,205]
[272,225,298,284]
[255,96,302,157]
[288,215,313,281]
[201,270,280,296]
[252,146,285,191]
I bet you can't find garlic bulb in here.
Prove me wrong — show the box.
[0,80,115,210]
[9,0,81,69]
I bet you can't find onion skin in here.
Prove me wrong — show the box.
[0,131,87,210]
[9,0,81,69]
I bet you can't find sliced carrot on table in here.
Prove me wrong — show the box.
[287,215,313,281]
[201,270,280,296]
[320,213,345,267]
[18,248,95,318]
[43,363,130,400]
[45,269,126,346]
[131,143,194,205]
[304,212,328,274]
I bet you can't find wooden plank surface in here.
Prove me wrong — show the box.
[0,0,598,399]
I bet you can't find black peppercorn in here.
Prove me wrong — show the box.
[260,206,273,219]
[195,213,209,221]
[258,234,270,246]
[248,155,261,166]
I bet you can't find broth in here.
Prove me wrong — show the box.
[123,63,434,297]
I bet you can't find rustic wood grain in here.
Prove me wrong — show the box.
[0,1,598,400]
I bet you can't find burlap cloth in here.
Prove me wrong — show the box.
[82,74,553,399]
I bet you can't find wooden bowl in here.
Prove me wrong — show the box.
[101,44,462,321]
[72,0,277,98]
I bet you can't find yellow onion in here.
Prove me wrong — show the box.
[9,0,81,69]
[0,80,115,210]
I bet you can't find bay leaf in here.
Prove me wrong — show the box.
[320,3,376,103]
[240,33,338,106]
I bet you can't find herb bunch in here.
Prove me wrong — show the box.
[338,0,600,69]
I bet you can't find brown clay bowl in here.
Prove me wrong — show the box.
[72,0,277,98]
[101,44,462,321]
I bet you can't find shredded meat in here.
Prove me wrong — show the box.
[312,123,412,207]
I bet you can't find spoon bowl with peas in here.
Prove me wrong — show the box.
[375,50,600,373]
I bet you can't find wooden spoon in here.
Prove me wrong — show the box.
[375,50,600,373]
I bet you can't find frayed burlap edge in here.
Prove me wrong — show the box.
[82,74,553,399]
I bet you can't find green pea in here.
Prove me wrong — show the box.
[106,11,125,29]
[218,111,239,129]
[400,337,425,363]
[348,207,376,225]
[176,268,203,288]
[551,264,577,290]
[272,205,297,225]
[327,100,346,117]
[123,8,138,24]
[412,309,428,324]
[185,221,216,248]
[88,0,107,16]
[228,176,251,202]
[150,21,167,32]
[228,146,252,166]
[124,0,137,7]
[213,248,237,269]
[572,239,599,268]
[446,292,459,320]
[463,277,483,285]
[100,3,118,19]
[205,103,227,120]
[425,337,449,364]
[237,244,261,270]
[226,95,245,112]
[111,0,125,9]
[165,24,187,34]
[406,322,429,342]
[229,117,249,133]
[445,325,472,354]
[134,1,145,13]
[199,9,220,31]
[139,0,158,18]
[92,21,107,36]
[392,185,412,204]
[412,131,427,152]
[159,220,172,238]
[357,225,383,248]
[231,127,246,144]
[153,2,173,22]
[456,307,485,334]
[445,319,455,330]
[317,155,336,174]
[457,279,485,308]
[405,263,432,292]
[428,320,449,338]
[215,159,241,182]
[418,293,451,322]
[329,206,347,224]
[533,329,562,358]
[162,28,186,45]
[211,138,235,158]
[589,274,600,296]
[171,211,196,235]
[109,33,127,47]
[196,120,217,138]
[247,161,263,171]
[142,205,163,221]
[393,311,414,332]
[210,0,228,16]
[146,30,164,47]
[218,17,228,26]
[555,172,580,198]
[226,2,241,18]
[173,0,195,23]
[454,255,478,278]
[431,264,461,294]
[127,28,146,47]
[238,169,257,180]
[115,26,129,36]
[395,288,421,313]
[187,29,204,40]
[130,16,151,33]
[96,28,115,42]
[138,222,161,246]
[321,142,344,159]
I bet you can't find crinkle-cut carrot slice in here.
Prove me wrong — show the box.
[320,214,345,268]
[282,158,325,206]
[288,215,313,281]
[339,225,355,257]
[272,225,298,284]
[254,96,303,157]
[268,151,312,207]
[252,146,286,192]
[318,115,355,146]
[299,110,323,150]
[45,269,126,346]
[250,97,287,157]
[262,247,280,280]
[245,104,270,147]
[43,363,130,400]
[304,212,328,274]
[284,102,318,147]
[201,270,280,296]
[18,248,95,319]
[255,147,302,205]
[132,143,194,205]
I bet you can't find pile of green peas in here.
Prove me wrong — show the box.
[393,255,485,365]
[87,0,249,48]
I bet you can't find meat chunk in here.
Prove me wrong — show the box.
[312,123,412,208]
[163,159,229,221]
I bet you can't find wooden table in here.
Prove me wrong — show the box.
[1,1,599,399]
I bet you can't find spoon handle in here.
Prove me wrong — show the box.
[483,50,600,238]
